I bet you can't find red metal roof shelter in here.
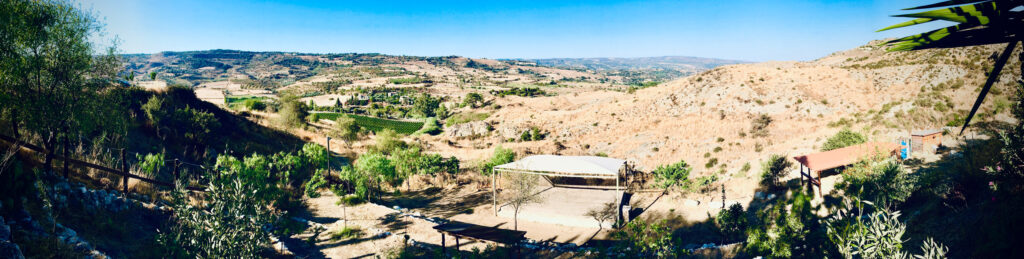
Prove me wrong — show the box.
[793,142,900,195]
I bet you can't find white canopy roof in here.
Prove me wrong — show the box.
[493,155,626,179]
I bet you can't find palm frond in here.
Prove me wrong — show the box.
[903,0,989,11]
[960,41,1018,135]
[894,1,1000,24]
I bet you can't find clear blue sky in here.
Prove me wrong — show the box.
[78,0,949,62]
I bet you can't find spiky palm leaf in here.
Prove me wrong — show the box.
[880,0,1024,134]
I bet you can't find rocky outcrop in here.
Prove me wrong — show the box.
[444,121,491,139]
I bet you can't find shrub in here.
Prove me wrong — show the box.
[716,203,748,242]
[822,128,867,151]
[243,98,266,111]
[413,117,442,136]
[482,146,515,176]
[159,178,280,258]
[652,160,692,191]
[761,154,792,189]
[330,226,363,240]
[612,219,680,258]
[825,201,949,259]
[304,169,329,198]
[750,114,773,138]
[705,158,719,168]
[138,152,165,178]
[838,158,917,207]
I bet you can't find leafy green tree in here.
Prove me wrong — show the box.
[370,129,407,155]
[411,93,440,117]
[651,160,692,192]
[880,0,1024,133]
[355,152,396,200]
[504,172,543,231]
[391,147,423,191]
[482,145,515,176]
[277,94,309,129]
[761,154,792,190]
[463,92,484,108]
[330,114,361,143]
[0,0,122,170]
[822,128,866,151]
[434,103,451,120]
[716,203,748,242]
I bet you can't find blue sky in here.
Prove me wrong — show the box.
[79,0,950,61]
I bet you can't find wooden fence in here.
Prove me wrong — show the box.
[0,133,206,192]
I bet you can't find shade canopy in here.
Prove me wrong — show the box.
[793,142,900,172]
[493,155,625,179]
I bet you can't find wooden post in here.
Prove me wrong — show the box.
[326,136,332,182]
[121,149,128,193]
[799,164,803,186]
[62,134,69,179]
[173,159,180,189]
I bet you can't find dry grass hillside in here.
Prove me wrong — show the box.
[425,41,1023,188]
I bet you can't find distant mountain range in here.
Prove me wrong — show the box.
[522,56,747,71]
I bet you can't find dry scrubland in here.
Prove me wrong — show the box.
[227,41,1024,256]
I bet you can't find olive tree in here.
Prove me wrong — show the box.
[0,0,122,170]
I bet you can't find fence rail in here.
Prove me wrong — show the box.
[0,133,206,192]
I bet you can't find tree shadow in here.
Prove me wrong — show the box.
[379,212,411,232]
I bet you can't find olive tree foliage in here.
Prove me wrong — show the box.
[611,219,680,258]
[822,128,867,151]
[503,172,543,231]
[825,199,949,259]
[159,179,281,258]
[329,114,361,143]
[463,92,484,108]
[651,160,692,192]
[585,201,618,230]
[481,145,515,176]
[276,94,308,129]
[0,0,123,166]
[838,157,917,208]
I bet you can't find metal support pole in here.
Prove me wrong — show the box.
[441,233,446,257]
[616,174,620,224]
[493,171,497,216]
